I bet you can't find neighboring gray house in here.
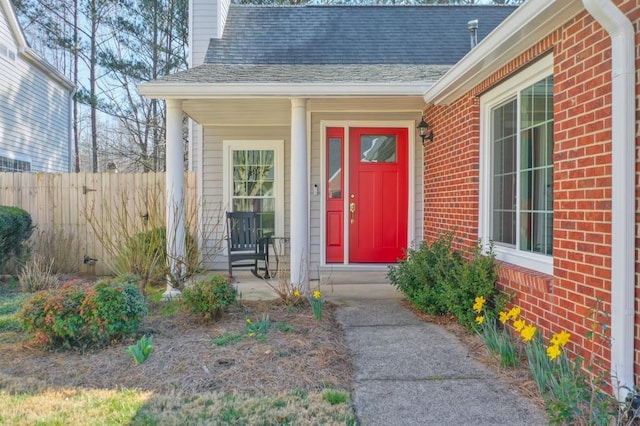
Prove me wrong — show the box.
[138,4,516,290]
[0,0,74,172]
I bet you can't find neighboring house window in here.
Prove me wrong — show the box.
[480,55,553,274]
[0,156,31,172]
[0,44,16,62]
[223,141,284,238]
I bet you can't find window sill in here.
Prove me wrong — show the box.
[497,261,553,294]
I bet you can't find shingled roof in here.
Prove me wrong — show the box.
[139,4,518,94]
[205,5,518,66]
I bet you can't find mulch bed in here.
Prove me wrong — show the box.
[0,296,353,396]
[1,281,543,414]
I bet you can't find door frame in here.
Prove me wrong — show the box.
[319,120,417,266]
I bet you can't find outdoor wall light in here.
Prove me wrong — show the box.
[417,117,434,145]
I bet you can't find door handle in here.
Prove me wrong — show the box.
[349,202,356,224]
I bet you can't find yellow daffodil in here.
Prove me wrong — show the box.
[293,289,301,297]
[473,296,486,313]
[551,330,571,347]
[499,311,509,324]
[507,307,521,320]
[521,324,536,342]
[547,344,562,360]
[513,319,525,332]
[248,332,255,337]
[313,290,321,300]
[475,316,484,324]
[246,318,251,324]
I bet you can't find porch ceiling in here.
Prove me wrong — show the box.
[183,96,427,126]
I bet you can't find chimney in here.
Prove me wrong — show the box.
[189,0,231,67]
[468,19,479,49]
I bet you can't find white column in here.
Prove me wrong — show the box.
[164,98,186,299]
[290,98,308,290]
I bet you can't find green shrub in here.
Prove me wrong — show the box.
[0,206,33,272]
[112,227,199,289]
[387,232,459,316]
[387,231,501,329]
[182,275,237,322]
[18,276,147,349]
[443,241,501,329]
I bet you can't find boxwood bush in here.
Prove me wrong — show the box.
[387,231,502,330]
[0,206,33,272]
[18,275,147,350]
[182,274,237,322]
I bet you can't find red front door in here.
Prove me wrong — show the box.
[347,127,408,263]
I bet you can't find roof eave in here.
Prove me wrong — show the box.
[137,82,434,99]
[1,0,27,48]
[423,0,584,106]
[20,48,75,91]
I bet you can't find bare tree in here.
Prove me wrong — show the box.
[97,0,188,172]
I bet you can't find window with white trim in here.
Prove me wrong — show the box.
[480,56,554,273]
[223,141,284,238]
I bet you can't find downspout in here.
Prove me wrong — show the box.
[582,0,635,400]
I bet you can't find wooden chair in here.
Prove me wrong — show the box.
[226,211,271,279]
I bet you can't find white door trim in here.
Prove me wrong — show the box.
[319,120,416,266]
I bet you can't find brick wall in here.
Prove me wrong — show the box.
[423,1,640,375]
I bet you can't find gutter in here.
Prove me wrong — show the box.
[424,0,583,105]
[20,47,75,91]
[137,82,433,99]
[582,0,636,400]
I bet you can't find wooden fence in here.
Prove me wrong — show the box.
[0,172,197,276]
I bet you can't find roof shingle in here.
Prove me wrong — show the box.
[205,5,518,66]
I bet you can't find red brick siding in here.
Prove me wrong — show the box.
[423,1,640,376]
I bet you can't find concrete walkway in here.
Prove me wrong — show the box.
[233,272,548,425]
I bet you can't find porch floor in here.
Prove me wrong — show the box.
[195,269,401,303]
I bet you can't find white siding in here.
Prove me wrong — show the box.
[200,125,290,270]
[218,0,230,39]
[0,0,13,48]
[0,4,72,172]
[189,122,202,172]
[189,0,230,67]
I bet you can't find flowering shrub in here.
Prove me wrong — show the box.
[181,274,237,322]
[18,276,147,349]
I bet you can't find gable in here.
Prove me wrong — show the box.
[205,5,518,66]
[0,0,26,51]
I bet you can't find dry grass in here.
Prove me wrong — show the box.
[0,281,356,425]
